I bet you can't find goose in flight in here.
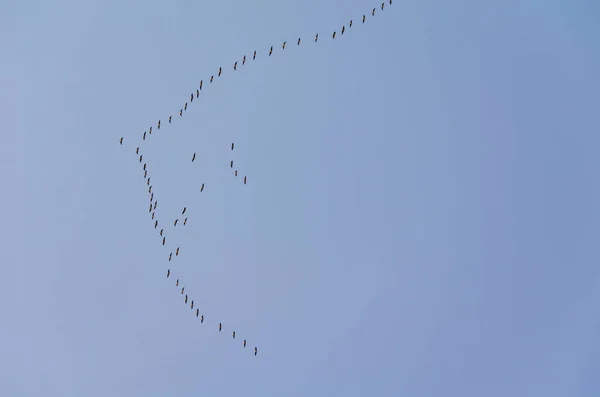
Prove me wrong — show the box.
[232,331,236,339]
[174,219,178,227]
[181,287,185,295]
[160,229,164,236]
[184,102,187,111]
[231,142,235,151]
[230,160,233,168]
[196,89,199,98]
[149,126,152,135]
[200,183,205,192]
[199,80,203,90]
[143,131,147,140]
[180,109,183,117]
[144,170,147,178]
[219,323,222,332]
[147,177,151,186]
[183,218,187,226]
[176,279,179,287]
[253,50,257,60]
[119,137,123,145]
[201,315,204,323]
[176,247,180,256]
[158,120,161,129]
[149,204,152,213]
[234,61,237,70]
[182,207,187,215]
[162,237,166,245]
[244,176,247,185]
[234,170,238,176]
[332,31,336,39]
[254,347,258,356]
[282,41,286,50]
[153,201,157,210]
[192,153,196,162]
[243,340,247,348]
[169,116,172,123]
[166,269,170,278]
[184,295,188,304]
[154,220,158,228]
[190,93,193,102]
[152,211,155,220]
[148,185,152,193]
[196,308,199,317]
[143,163,147,171]
[136,147,139,155]
[210,75,214,83]
[341,26,345,35]
[139,155,143,163]
[372,8,376,16]
[349,20,353,28]
[315,33,319,42]
[169,252,172,261]
[242,55,246,65]
[363,14,366,23]
[381,2,385,10]
[218,67,222,77]
[297,37,301,45]
[190,300,194,309]
[269,46,273,56]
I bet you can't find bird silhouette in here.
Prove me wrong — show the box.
[120,137,123,145]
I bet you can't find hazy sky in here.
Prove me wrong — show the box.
[2,0,599,396]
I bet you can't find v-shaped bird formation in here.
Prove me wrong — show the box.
[120,1,394,357]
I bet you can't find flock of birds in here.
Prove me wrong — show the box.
[120,1,394,356]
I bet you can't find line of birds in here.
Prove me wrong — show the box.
[120,1,394,357]
[135,142,258,356]
[118,0,393,151]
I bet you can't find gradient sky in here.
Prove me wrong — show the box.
[2,0,600,396]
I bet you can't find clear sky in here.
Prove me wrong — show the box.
[2,0,599,396]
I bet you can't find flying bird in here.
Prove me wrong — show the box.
[349,20,353,27]
[199,80,203,90]
[254,347,257,356]
[182,207,187,215]
[154,220,158,228]
[158,120,161,129]
[184,295,188,304]
[231,142,235,151]
[190,93,193,102]
[166,269,170,278]
[143,131,146,140]
[201,315,204,323]
[174,219,178,226]
[372,8,376,16]
[147,177,151,185]
[181,287,185,294]
[298,37,301,45]
[269,46,273,56]
[243,340,247,348]
[210,76,214,83]
[169,252,172,261]
[184,102,187,111]
[149,127,152,134]
[160,229,164,236]
[136,147,139,154]
[176,247,179,256]
[139,155,143,163]
[219,323,222,332]
[200,183,204,192]
[381,2,385,10]
[176,279,179,286]
[282,41,286,49]
[341,26,345,35]
[332,31,336,39]
[253,50,257,60]
[315,33,319,42]
[242,55,246,65]
[143,163,147,170]
[196,89,199,98]
[234,61,237,70]
[183,218,187,226]
[190,300,194,309]
[119,137,123,145]
[180,109,183,117]
[162,237,166,245]
[196,308,199,317]
[192,153,196,162]
[144,170,147,178]
[169,116,172,123]
[151,211,155,220]
[230,160,233,168]
[234,170,238,176]
[244,176,247,185]
[232,331,236,339]
[218,67,222,77]
[363,14,366,23]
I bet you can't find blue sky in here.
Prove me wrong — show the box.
[2,0,599,396]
